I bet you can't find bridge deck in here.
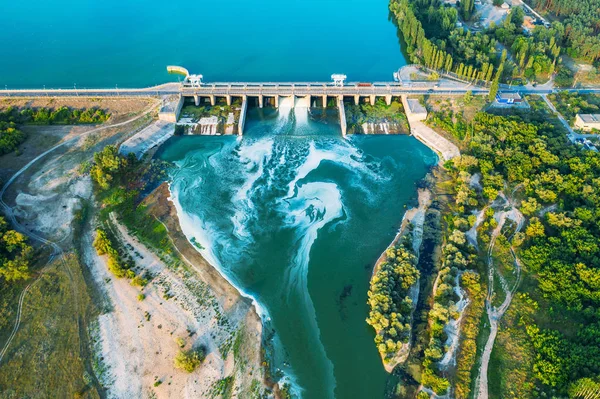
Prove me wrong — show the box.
[2,81,599,98]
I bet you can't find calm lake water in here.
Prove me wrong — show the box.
[157,108,437,398]
[2,0,406,88]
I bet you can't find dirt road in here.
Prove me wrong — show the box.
[474,196,524,399]
[0,104,158,364]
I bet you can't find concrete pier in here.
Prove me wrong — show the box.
[401,95,459,161]
[370,95,376,105]
[354,95,360,105]
[238,96,248,136]
[386,95,392,106]
[338,96,347,137]
[194,95,200,106]
[275,95,279,108]
[259,95,264,108]
[226,95,232,106]
[210,95,215,106]
[158,95,184,123]
[322,95,327,108]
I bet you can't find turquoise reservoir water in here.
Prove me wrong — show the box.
[157,108,437,398]
[1,0,405,88]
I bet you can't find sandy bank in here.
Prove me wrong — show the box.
[142,183,255,315]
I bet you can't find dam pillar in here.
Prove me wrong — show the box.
[370,95,376,105]
[194,95,200,106]
[210,95,216,106]
[322,95,327,108]
[386,95,392,106]
[238,96,248,136]
[226,95,232,106]
[259,95,264,108]
[338,96,347,138]
[354,95,360,105]
[306,95,311,107]
[289,95,295,107]
[275,95,279,108]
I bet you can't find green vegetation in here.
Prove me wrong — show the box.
[0,217,32,282]
[179,102,240,134]
[344,99,410,134]
[390,0,500,83]
[180,104,237,121]
[492,13,561,82]
[422,96,600,396]
[210,376,235,398]
[530,0,600,62]
[390,0,600,85]
[466,109,600,394]
[548,91,600,124]
[488,292,537,398]
[429,109,472,141]
[0,121,26,156]
[421,230,474,393]
[454,271,485,399]
[0,105,110,156]
[366,236,418,359]
[93,228,132,278]
[174,347,206,373]
[414,162,483,394]
[89,145,173,255]
[0,254,100,398]
[0,106,110,125]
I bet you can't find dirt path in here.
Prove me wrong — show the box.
[474,195,524,399]
[541,94,576,136]
[85,214,239,398]
[0,104,158,364]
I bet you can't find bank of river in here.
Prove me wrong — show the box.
[157,106,437,398]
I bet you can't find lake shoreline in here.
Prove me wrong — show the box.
[141,182,284,395]
[370,187,432,373]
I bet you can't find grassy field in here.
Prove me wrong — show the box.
[488,292,537,399]
[0,253,101,398]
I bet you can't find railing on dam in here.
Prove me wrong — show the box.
[179,83,464,97]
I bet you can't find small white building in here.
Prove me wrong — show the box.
[496,92,523,104]
[574,114,600,131]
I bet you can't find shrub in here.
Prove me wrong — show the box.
[174,348,205,373]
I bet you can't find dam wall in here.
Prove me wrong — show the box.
[238,96,248,136]
[338,97,347,137]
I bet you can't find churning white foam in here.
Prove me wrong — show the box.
[282,182,344,297]
[286,141,381,199]
[231,138,274,239]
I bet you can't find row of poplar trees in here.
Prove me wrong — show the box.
[390,0,495,84]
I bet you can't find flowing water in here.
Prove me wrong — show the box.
[157,106,437,398]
